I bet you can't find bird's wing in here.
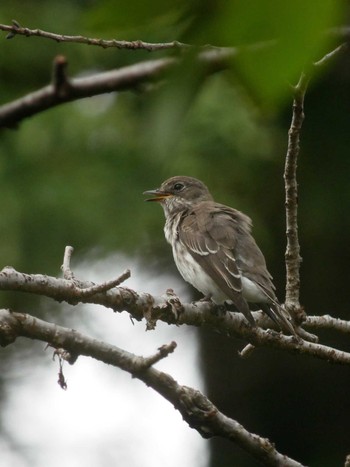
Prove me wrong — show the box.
[179,202,296,335]
[224,207,297,334]
[178,202,255,324]
[231,211,277,302]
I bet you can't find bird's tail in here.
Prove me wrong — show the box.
[261,301,297,337]
[254,281,298,336]
[236,295,257,328]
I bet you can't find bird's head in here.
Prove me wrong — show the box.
[144,176,213,215]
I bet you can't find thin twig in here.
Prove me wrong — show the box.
[52,55,70,98]
[313,42,348,67]
[283,43,348,316]
[0,21,191,51]
[283,72,309,315]
[61,245,75,280]
[75,269,131,298]
[139,341,177,369]
[238,343,256,358]
[61,245,130,297]
[1,20,349,55]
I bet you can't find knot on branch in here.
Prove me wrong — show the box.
[144,289,184,330]
[5,19,21,39]
[52,55,71,99]
[132,341,177,372]
[50,346,78,365]
[0,309,21,346]
[285,303,307,325]
[177,386,218,438]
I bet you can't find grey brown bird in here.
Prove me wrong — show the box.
[144,175,295,334]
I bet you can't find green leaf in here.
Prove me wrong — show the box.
[184,0,344,108]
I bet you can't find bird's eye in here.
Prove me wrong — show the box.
[173,183,185,192]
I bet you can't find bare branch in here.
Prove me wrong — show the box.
[61,245,75,280]
[0,21,345,130]
[0,21,191,51]
[238,343,256,358]
[313,42,348,67]
[0,48,236,129]
[75,270,131,298]
[1,20,348,55]
[283,42,347,318]
[140,341,177,369]
[60,246,131,296]
[305,315,350,334]
[52,55,70,98]
[283,72,309,314]
[0,20,267,56]
[0,265,350,365]
[0,56,177,129]
[0,309,304,466]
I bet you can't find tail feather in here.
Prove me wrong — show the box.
[261,302,297,336]
[253,281,297,336]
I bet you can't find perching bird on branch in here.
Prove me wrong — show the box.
[144,175,296,335]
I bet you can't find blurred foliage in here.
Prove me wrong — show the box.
[186,0,343,105]
[0,0,349,466]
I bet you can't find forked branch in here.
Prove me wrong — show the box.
[0,309,304,467]
[0,258,350,365]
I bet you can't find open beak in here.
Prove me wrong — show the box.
[143,189,173,202]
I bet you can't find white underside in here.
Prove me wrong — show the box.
[172,240,267,304]
[241,276,267,303]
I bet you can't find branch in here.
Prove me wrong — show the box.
[0,47,235,129]
[313,42,348,67]
[305,315,350,334]
[283,43,347,317]
[1,20,349,54]
[0,309,304,466]
[0,20,269,55]
[0,21,346,130]
[51,55,70,98]
[61,245,131,298]
[61,245,75,280]
[1,264,350,365]
[0,56,177,129]
[0,20,191,51]
[283,72,309,314]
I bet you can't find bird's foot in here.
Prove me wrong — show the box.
[212,302,228,316]
[198,294,213,302]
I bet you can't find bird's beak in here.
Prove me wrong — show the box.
[143,189,173,202]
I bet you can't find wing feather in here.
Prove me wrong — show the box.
[179,202,277,300]
[179,203,246,306]
[178,201,295,334]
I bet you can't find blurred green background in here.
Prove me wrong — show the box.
[1,1,350,466]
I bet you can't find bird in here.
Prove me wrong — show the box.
[144,175,296,334]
